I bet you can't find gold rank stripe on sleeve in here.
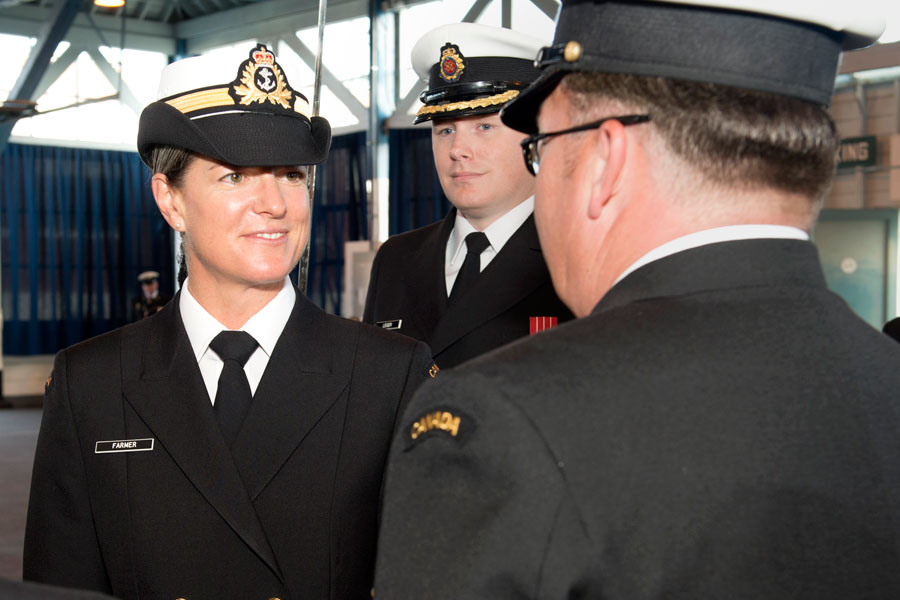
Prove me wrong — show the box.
[416,90,519,118]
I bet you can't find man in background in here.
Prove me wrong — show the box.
[364,22,571,368]
[375,2,900,598]
[132,270,170,320]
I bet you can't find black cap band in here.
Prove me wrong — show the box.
[502,0,845,133]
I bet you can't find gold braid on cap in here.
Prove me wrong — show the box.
[416,90,519,118]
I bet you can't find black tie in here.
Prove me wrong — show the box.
[210,331,258,447]
[449,232,490,305]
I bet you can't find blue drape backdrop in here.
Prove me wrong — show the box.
[306,131,368,314]
[388,128,450,235]
[1,133,368,356]
[2,143,173,355]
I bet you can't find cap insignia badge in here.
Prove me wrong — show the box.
[438,43,465,83]
[232,44,294,109]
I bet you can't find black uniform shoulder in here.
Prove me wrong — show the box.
[375,220,444,259]
[313,310,437,387]
[58,316,151,367]
[320,308,425,356]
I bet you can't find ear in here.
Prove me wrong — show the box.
[587,119,629,220]
[151,173,185,232]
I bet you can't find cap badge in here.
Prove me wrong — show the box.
[231,44,294,110]
[438,43,465,83]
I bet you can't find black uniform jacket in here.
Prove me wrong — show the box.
[376,239,900,599]
[363,209,572,368]
[24,290,434,600]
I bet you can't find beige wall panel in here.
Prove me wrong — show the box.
[826,175,865,209]
[890,169,900,203]
[868,115,899,136]
[864,172,894,207]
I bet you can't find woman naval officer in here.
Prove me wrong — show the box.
[23,44,436,600]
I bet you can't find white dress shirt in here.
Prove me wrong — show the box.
[614,224,810,286]
[445,196,535,296]
[179,276,296,403]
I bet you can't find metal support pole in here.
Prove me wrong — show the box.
[298,0,328,295]
[368,0,395,246]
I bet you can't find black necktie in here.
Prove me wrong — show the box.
[210,331,258,447]
[449,232,490,305]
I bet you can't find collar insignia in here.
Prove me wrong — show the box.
[231,44,295,110]
[439,43,465,83]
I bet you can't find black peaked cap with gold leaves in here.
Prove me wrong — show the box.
[138,44,331,167]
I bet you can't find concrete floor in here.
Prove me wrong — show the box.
[0,355,52,580]
[0,408,41,581]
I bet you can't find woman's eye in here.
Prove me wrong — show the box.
[225,172,244,183]
[285,170,305,183]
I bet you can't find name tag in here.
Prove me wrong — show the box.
[376,319,402,330]
[95,438,155,453]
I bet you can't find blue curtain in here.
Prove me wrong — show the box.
[1,143,173,356]
[388,128,450,235]
[1,134,370,355]
[305,131,369,314]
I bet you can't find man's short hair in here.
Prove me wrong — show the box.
[560,72,838,202]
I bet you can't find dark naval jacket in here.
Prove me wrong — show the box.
[363,209,572,368]
[24,290,434,600]
[376,239,900,599]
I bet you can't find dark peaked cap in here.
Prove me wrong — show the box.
[501,0,886,134]
[138,43,331,167]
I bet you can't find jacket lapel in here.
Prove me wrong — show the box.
[429,215,551,357]
[397,211,454,340]
[122,297,282,581]
[230,292,349,501]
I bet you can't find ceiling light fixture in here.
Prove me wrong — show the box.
[94,0,125,8]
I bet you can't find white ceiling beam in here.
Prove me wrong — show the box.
[0,4,177,54]
[32,43,81,100]
[280,34,370,125]
[176,0,368,54]
[85,44,145,114]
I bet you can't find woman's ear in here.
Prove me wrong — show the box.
[152,174,185,232]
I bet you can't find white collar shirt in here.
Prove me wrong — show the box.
[179,276,296,403]
[445,196,535,297]
[614,224,810,287]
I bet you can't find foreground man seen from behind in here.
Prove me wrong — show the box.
[374,1,900,598]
